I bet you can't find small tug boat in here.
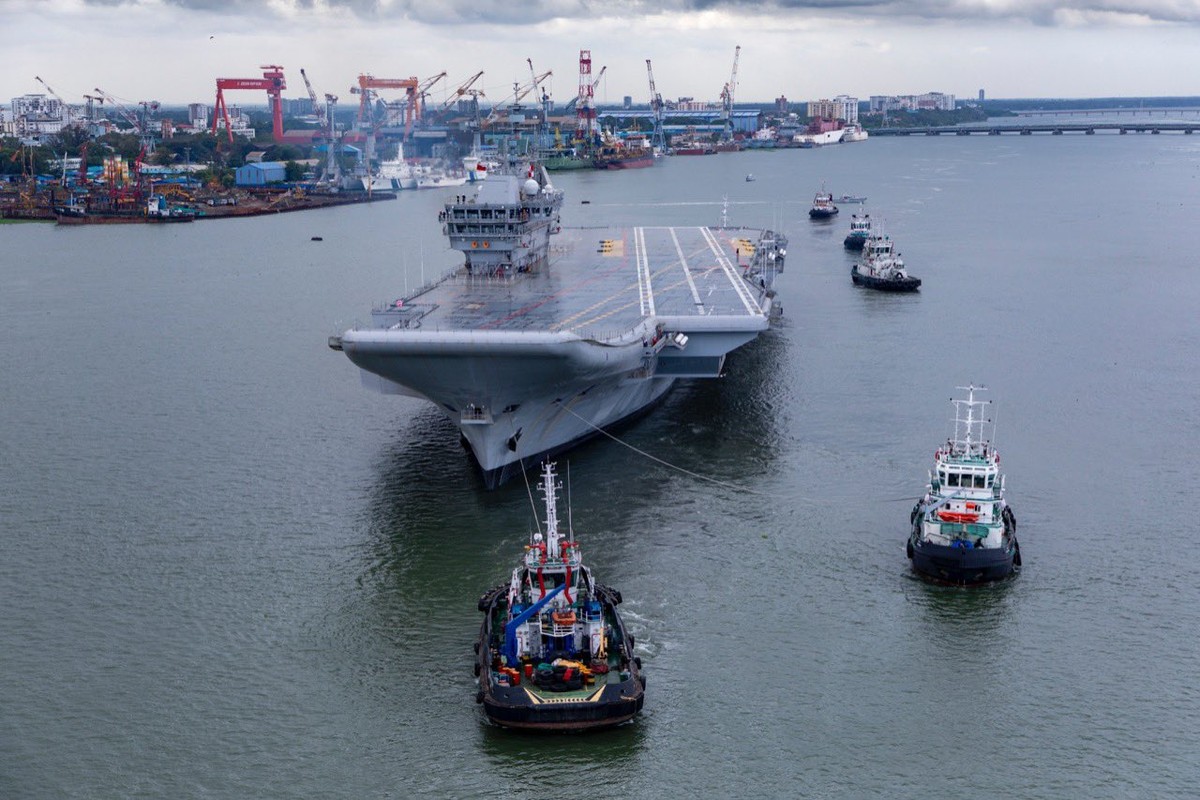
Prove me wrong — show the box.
[843,213,872,251]
[475,462,645,731]
[908,385,1020,585]
[809,189,839,219]
[851,234,921,291]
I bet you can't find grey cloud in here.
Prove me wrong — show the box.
[85,0,1200,25]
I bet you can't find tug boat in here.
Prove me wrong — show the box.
[843,213,872,251]
[851,234,921,291]
[808,189,839,219]
[908,385,1020,585]
[475,462,645,731]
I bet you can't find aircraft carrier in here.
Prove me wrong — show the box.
[329,163,787,487]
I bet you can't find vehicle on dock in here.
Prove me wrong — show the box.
[475,462,644,731]
[908,385,1020,585]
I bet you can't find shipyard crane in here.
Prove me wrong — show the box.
[138,100,161,139]
[34,76,73,126]
[352,74,420,136]
[440,71,484,112]
[720,45,741,142]
[416,71,447,118]
[321,91,341,186]
[646,59,666,153]
[83,93,105,124]
[484,69,552,126]
[452,88,487,127]
[525,58,553,133]
[94,87,143,133]
[211,65,287,143]
[300,68,327,128]
[573,50,601,142]
[563,64,605,112]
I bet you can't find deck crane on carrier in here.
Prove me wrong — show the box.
[211,65,287,143]
[719,45,740,143]
[645,59,666,153]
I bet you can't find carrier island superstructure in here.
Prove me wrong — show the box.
[329,163,787,487]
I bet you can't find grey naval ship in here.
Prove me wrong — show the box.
[329,161,787,487]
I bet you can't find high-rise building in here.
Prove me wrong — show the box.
[807,96,857,123]
[775,95,789,113]
[979,89,985,102]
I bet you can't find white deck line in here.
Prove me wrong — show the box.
[635,227,655,317]
[700,226,760,316]
[669,228,705,309]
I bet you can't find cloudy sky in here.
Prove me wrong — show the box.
[3,0,1199,109]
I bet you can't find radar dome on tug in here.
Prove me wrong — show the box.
[523,178,540,196]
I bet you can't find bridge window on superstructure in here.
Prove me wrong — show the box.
[947,473,960,487]
[973,474,986,488]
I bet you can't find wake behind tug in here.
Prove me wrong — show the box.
[475,462,644,731]
[908,385,1020,585]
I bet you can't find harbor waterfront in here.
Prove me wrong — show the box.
[2,134,1199,797]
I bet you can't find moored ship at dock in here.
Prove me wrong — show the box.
[329,158,787,487]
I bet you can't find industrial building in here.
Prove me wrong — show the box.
[235,161,287,186]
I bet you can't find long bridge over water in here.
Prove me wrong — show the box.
[873,121,1200,136]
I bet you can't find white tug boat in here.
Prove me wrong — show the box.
[851,234,921,291]
[908,385,1020,585]
[475,462,644,731]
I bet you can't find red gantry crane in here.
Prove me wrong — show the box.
[211,65,287,143]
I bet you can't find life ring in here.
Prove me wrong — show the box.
[471,241,478,248]
[482,241,490,248]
